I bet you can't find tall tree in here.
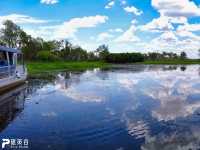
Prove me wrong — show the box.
[42,40,62,51]
[180,51,187,59]
[96,44,109,60]
[0,20,21,48]
[0,39,6,46]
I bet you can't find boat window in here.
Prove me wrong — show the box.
[0,51,8,67]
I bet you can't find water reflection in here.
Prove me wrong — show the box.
[180,65,187,71]
[142,126,200,150]
[0,65,199,150]
[0,84,27,132]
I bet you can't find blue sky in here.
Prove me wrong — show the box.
[0,0,200,57]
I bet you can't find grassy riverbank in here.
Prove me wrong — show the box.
[27,59,200,74]
[143,59,200,65]
[27,61,109,74]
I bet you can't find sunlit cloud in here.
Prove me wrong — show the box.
[40,0,59,5]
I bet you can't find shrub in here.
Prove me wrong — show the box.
[37,51,60,61]
[106,53,144,63]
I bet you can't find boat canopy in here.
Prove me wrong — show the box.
[0,46,21,54]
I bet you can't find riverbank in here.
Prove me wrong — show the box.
[27,61,109,74]
[143,59,200,65]
[27,59,200,74]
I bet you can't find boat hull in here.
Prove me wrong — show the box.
[0,79,27,94]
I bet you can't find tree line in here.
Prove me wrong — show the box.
[0,20,99,61]
[0,20,195,63]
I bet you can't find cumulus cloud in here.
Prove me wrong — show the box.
[40,0,59,5]
[54,15,108,39]
[109,28,124,33]
[176,26,200,40]
[120,0,127,6]
[131,19,138,24]
[140,16,173,32]
[24,15,108,40]
[140,0,200,33]
[140,15,188,32]
[152,0,200,18]
[0,14,50,25]
[115,25,140,43]
[143,31,200,58]
[177,23,200,32]
[154,31,178,43]
[97,32,114,42]
[124,6,143,16]
[105,1,115,9]
[135,0,200,57]
[145,31,178,52]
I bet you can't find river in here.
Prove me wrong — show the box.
[0,65,200,150]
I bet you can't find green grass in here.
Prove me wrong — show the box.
[27,61,109,74]
[142,59,200,65]
[27,59,200,74]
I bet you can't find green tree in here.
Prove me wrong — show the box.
[18,30,29,48]
[0,20,21,48]
[106,53,144,63]
[148,52,159,60]
[0,39,6,46]
[60,40,72,60]
[180,51,187,59]
[42,40,61,51]
[37,51,60,61]
[96,44,109,60]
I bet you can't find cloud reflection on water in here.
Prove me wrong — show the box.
[143,66,200,121]
[141,126,200,150]
[29,65,200,147]
[55,72,106,103]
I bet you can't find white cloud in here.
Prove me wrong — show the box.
[109,28,123,33]
[143,31,178,53]
[120,0,127,5]
[124,6,143,16]
[153,31,178,43]
[23,15,108,40]
[136,0,200,57]
[55,15,108,39]
[176,27,200,41]
[97,32,114,42]
[23,27,54,39]
[115,25,140,43]
[40,0,58,5]
[142,29,200,58]
[131,19,138,24]
[152,0,200,18]
[105,1,115,9]
[140,16,188,32]
[177,23,200,32]
[141,0,200,33]
[0,14,49,25]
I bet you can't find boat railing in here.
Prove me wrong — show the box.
[0,65,23,79]
[0,66,10,79]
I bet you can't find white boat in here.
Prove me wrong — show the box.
[0,46,27,93]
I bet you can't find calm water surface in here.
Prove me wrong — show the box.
[0,65,200,150]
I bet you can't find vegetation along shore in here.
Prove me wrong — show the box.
[27,61,109,74]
